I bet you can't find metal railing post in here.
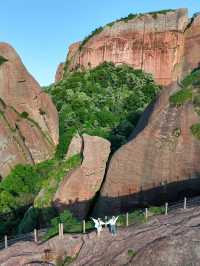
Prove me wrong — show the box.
[145,208,148,220]
[58,223,61,238]
[83,220,86,234]
[165,202,168,215]
[184,197,187,210]
[126,213,129,227]
[60,223,64,238]
[34,229,38,242]
[4,235,8,249]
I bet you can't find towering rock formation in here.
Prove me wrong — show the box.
[95,83,200,215]
[54,134,110,219]
[65,9,188,86]
[0,43,59,177]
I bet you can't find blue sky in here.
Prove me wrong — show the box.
[1,0,199,85]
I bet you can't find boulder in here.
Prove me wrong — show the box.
[95,83,200,215]
[54,134,110,218]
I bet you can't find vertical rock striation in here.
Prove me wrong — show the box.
[66,9,188,86]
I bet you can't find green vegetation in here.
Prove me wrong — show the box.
[191,123,200,140]
[46,62,160,158]
[80,9,175,49]
[128,249,136,257]
[0,155,81,236]
[169,88,193,107]
[0,56,8,66]
[169,69,200,141]
[182,69,200,88]
[80,26,104,49]
[34,154,81,208]
[20,111,29,119]
[44,210,93,240]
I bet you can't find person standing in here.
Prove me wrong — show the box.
[91,217,104,237]
[107,216,119,236]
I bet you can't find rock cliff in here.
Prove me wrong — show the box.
[0,43,59,177]
[64,9,188,86]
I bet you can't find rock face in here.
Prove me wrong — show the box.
[0,43,59,177]
[54,134,110,218]
[183,14,200,76]
[65,133,82,160]
[95,83,200,215]
[55,62,64,82]
[66,9,188,86]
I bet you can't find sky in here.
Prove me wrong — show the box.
[0,0,199,86]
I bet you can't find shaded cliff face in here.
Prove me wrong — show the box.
[0,43,59,177]
[66,9,188,86]
[95,83,200,215]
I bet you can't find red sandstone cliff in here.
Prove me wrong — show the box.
[0,43,59,177]
[64,9,188,86]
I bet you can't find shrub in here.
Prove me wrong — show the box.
[169,88,193,107]
[182,69,200,88]
[0,56,8,66]
[191,123,200,140]
[128,249,136,257]
[148,206,165,215]
[20,111,29,119]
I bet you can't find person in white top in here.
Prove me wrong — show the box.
[107,216,119,236]
[91,217,105,237]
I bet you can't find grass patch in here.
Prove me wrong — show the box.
[44,209,93,240]
[34,154,81,208]
[0,56,8,65]
[182,69,200,88]
[169,88,193,107]
[128,249,136,257]
[191,123,200,140]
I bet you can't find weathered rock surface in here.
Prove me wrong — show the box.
[0,43,59,177]
[183,13,200,76]
[54,134,110,218]
[95,83,200,215]
[65,133,82,160]
[66,9,188,86]
[55,62,64,82]
[2,205,200,265]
